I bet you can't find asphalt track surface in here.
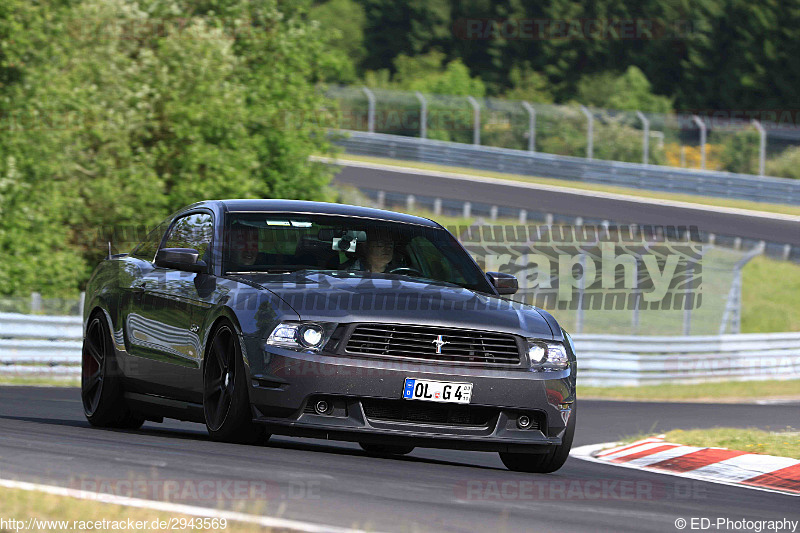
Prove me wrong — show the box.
[1,386,798,532]
[331,164,800,246]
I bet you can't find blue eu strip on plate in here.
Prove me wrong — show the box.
[403,378,415,399]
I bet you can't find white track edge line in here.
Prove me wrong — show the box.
[313,156,800,223]
[570,442,800,498]
[0,478,373,533]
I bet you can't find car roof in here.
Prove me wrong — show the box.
[201,199,441,228]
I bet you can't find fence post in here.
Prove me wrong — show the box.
[406,194,415,212]
[636,111,650,165]
[467,96,480,145]
[415,91,427,139]
[521,101,536,152]
[490,206,498,221]
[433,198,442,216]
[575,254,586,333]
[579,105,594,160]
[376,190,385,209]
[751,119,766,177]
[719,242,764,334]
[691,115,707,170]
[78,291,86,317]
[30,292,42,314]
[682,261,694,335]
[631,260,640,334]
[463,201,471,218]
[518,209,527,224]
[361,87,376,133]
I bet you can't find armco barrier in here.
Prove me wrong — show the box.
[333,130,800,206]
[2,313,799,386]
[0,313,82,364]
[575,332,800,386]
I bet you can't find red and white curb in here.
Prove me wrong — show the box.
[570,436,800,496]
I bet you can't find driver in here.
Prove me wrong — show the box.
[361,237,394,273]
[344,231,395,273]
[228,223,260,267]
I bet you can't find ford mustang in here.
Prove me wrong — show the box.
[82,199,576,472]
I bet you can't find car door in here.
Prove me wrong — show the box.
[125,211,214,400]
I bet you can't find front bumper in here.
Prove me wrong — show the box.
[242,338,576,453]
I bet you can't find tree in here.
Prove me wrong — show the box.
[503,63,554,103]
[0,0,340,296]
[309,0,367,83]
[577,66,672,114]
[359,0,451,72]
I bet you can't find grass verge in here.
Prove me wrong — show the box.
[742,255,800,333]
[333,154,800,217]
[0,376,80,387]
[0,486,268,532]
[663,428,800,459]
[579,379,800,402]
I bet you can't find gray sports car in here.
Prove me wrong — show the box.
[82,199,577,472]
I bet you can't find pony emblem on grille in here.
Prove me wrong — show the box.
[432,334,449,354]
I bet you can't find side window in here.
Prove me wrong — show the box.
[164,213,214,261]
[131,219,170,261]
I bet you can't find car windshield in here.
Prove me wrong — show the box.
[223,213,493,292]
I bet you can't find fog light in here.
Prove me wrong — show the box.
[314,399,331,415]
[517,415,532,429]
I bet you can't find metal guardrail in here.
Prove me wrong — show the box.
[2,313,799,386]
[0,313,82,365]
[333,130,800,206]
[576,333,800,386]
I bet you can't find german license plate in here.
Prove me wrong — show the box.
[402,378,472,404]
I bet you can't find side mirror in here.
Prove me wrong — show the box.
[155,248,207,273]
[487,271,518,295]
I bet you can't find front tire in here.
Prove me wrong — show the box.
[499,404,576,473]
[203,320,267,444]
[81,312,144,429]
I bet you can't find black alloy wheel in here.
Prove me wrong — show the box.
[203,321,268,444]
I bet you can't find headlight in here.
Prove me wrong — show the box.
[266,322,336,353]
[526,340,570,371]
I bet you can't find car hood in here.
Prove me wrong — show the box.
[235,271,556,340]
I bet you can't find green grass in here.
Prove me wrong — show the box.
[742,255,800,333]
[663,428,800,459]
[333,154,800,217]
[579,379,800,402]
[0,376,80,387]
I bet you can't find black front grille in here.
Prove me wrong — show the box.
[361,398,496,427]
[344,324,521,366]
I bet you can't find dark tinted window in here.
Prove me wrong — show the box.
[224,213,492,292]
[130,219,170,261]
[164,213,214,260]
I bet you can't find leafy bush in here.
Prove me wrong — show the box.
[719,129,761,174]
[577,67,673,114]
[766,146,800,179]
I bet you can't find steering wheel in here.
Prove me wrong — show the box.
[389,267,424,277]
